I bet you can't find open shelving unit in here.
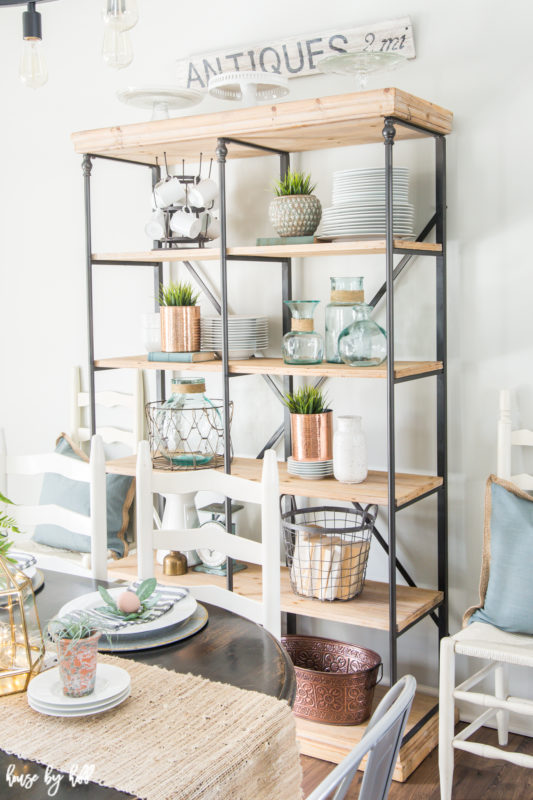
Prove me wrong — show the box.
[72,86,452,780]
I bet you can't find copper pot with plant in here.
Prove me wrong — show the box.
[284,387,332,462]
[159,281,201,353]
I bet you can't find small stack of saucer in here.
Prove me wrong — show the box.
[28,663,130,717]
[287,456,333,480]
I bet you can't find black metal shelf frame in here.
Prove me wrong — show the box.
[81,112,448,693]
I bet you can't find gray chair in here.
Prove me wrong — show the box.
[306,675,416,800]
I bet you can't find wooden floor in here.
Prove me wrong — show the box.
[301,724,533,799]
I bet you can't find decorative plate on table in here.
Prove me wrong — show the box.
[28,663,130,717]
[97,603,209,652]
[56,587,197,642]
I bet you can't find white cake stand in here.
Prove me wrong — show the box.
[208,70,289,104]
[117,86,204,120]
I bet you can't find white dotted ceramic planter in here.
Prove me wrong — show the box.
[268,194,322,237]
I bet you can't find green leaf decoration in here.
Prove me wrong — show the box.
[283,386,329,415]
[159,281,200,307]
[0,492,15,506]
[98,585,118,610]
[273,170,316,197]
[137,578,157,602]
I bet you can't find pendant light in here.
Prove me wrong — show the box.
[19,1,47,87]
[101,0,138,70]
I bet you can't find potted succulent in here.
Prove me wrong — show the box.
[47,613,102,697]
[159,281,201,353]
[284,387,333,462]
[269,171,322,238]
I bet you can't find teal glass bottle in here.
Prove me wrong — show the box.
[282,301,323,365]
[325,277,364,363]
[338,304,387,367]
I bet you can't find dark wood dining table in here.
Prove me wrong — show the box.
[0,569,297,799]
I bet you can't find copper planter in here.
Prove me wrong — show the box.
[160,306,201,352]
[291,411,333,462]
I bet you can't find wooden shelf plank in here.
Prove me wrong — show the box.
[106,558,442,634]
[94,355,443,380]
[72,88,452,164]
[92,239,442,264]
[105,455,442,508]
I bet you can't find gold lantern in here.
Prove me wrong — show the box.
[0,556,44,695]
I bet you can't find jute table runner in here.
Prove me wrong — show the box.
[0,654,302,800]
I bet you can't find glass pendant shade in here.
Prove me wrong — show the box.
[325,277,364,363]
[282,301,324,365]
[0,556,45,696]
[146,378,231,470]
[102,0,139,30]
[19,39,47,88]
[338,303,387,367]
[102,26,133,69]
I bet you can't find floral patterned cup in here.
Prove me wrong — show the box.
[57,630,101,697]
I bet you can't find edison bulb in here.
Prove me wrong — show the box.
[102,0,138,31]
[102,27,133,69]
[20,38,48,88]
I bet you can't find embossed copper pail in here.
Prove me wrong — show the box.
[281,635,382,725]
[291,411,333,462]
[160,306,201,352]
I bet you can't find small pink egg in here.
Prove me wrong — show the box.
[117,590,141,614]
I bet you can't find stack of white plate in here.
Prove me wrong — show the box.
[320,167,414,240]
[28,663,131,717]
[287,457,334,480]
[201,315,269,358]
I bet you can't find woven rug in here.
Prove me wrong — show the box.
[0,654,302,800]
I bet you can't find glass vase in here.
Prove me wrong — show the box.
[282,301,324,365]
[338,304,387,367]
[325,277,364,363]
[333,415,368,483]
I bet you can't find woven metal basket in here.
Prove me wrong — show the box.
[281,503,377,601]
[281,635,382,725]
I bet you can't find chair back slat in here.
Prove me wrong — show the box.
[150,469,263,505]
[497,390,533,486]
[155,524,263,564]
[13,504,92,536]
[6,453,91,483]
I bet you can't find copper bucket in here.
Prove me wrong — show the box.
[291,411,333,462]
[160,306,201,352]
[281,635,382,725]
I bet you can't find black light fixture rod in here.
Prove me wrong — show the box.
[22,1,42,40]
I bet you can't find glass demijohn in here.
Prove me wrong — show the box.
[325,277,364,363]
[0,557,45,696]
[146,378,230,470]
[338,304,387,367]
[282,301,324,365]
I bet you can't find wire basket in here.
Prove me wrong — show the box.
[281,503,377,601]
[146,399,232,471]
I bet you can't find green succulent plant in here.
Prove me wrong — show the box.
[159,281,200,307]
[0,491,21,563]
[283,386,329,415]
[273,170,316,197]
[47,612,97,643]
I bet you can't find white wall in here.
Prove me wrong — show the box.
[1,0,533,722]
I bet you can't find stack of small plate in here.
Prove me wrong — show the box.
[201,315,269,358]
[320,167,414,240]
[287,457,333,480]
[28,663,130,717]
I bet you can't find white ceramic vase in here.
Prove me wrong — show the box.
[333,415,368,484]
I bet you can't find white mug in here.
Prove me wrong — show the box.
[154,177,186,208]
[189,178,218,209]
[206,215,221,240]
[144,209,165,240]
[170,208,201,239]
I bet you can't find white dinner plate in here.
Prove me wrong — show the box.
[29,687,130,717]
[28,663,130,708]
[57,587,197,638]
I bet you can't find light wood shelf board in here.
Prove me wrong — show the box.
[72,89,452,164]
[94,355,443,380]
[106,455,442,508]
[106,558,442,633]
[92,239,442,264]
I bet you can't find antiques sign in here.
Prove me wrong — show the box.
[176,17,415,90]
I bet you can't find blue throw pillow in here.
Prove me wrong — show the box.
[33,433,134,558]
[465,476,533,634]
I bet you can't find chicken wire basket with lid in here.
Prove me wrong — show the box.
[146,377,233,470]
[281,502,377,601]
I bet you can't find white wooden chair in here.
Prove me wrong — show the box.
[306,676,416,800]
[70,366,144,453]
[439,389,533,799]
[0,430,108,581]
[136,441,281,638]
